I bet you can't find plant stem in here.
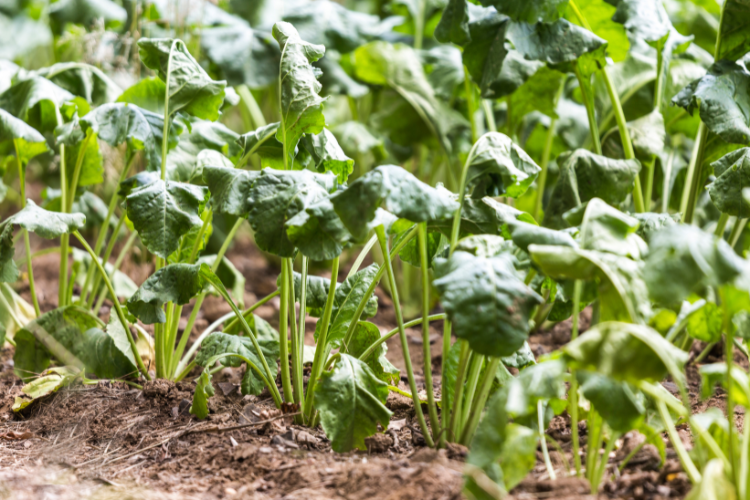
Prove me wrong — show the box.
[460,353,484,433]
[72,231,150,380]
[464,69,478,143]
[593,432,618,492]
[533,82,565,222]
[569,279,583,476]
[644,157,656,212]
[375,226,435,446]
[574,67,602,156]
[538,400,557,481]
[346,234,377,279]
[413,0,425,50]
[729,217,747,248]
[93,230,138,316]
[715,213,731,237]
[303,256,340,423]
[292,256,306,414]
[80,154,136,302]
[481,100,496,133]
[359,314,447,362]
[87,214,126,308]
[656,399,701,482]
[739,407,750,499]
[339,226,419,353]
[13,140,39,317]
[236,84,267,129]
[57,110,69,308]
[418,223,440,443]
[722,289,737,486]
[175,290,281,377]
[278,258,293,403]
[460,357,503,446]
[160,41,177,180]
[680,122,708,224]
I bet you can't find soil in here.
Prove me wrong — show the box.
[0,231,738,499]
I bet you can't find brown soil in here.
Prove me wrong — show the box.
[0,231,734,499]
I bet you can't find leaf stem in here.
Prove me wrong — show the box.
[418,222,440,443]
[729,218,747,248]
[57,110,69,308]
[574,67,602,156]
[236,84,267,129]
[303,256,340,424]
[656,399,701,482]
[13,140,39,316]
[464,69,478,143]
[570,279,583,476]
[375,226,434,447]
[459,351,483,433]
[93,230,138,316]
[292,256,306,417]
[160,41,177,181]
[87,214,126,308]
[539,400,557,481]
[460,357,503,446]
[72,231,150,380]
[533,81,565,222]
[279,258,293,403]
[358,314,446,362]
[715,213,730,237]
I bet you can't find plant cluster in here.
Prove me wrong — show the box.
[1,0,750,498]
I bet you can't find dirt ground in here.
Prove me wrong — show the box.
[0,232,737,499]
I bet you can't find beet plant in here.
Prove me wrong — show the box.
[1,0,750,498]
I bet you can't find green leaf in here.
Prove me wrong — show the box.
[126,263,206,324]
[0,108,49,164]
[298,129,354,184]
[482,0,569,23]
[13,306,137,382]
[203,166,260,218]
[354,41,466,152]
[644,224,745,304]
[71,247,137,299]
[138,38,227,120]
[286,267,379,321]
[709,148,750,217]
[699,363,750,407]
[455,234,515,258]
[465,132,542,199]
[686,301,723,343]
[81,102,169,170]
[627,110,666,160]
[247,168,334,257]
[508,221,577,252]
[715,0,750,62]
[190,370,214,419]
[286,196,353,261]
[12,367,79,412]
[435,0,471,45]
[632,212,680,243]
[165,120,240,182]
[49,0,126,29]
[348,321,399,385]
[542,149,641,229]
[116,77,166,114]
[673,61,750,146]
[195,331,279,396]
[56,118,104,188]
[0,76,74,131]
[565,0,630,62]
[319,264,381,349]
[331,165,459,241]
[200,23,279,89]
[563,321,689,384]
[272,22,326,164]
[4,199,86,239]
[577,370,645,432]
[29,62,121,105]
[434,251,542,357]
[125,179,207,259]
[237,122,280,159]
[314,353,393,452]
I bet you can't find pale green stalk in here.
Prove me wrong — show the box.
[574,66,602,156]
[533,82,565,222]
[539,400,557,481]
[13,140,39,316]
[358,314,447,362]
[729,218,747,247]
[459,353,483,432]
[87,214,126,308]
[278,258,293,403]
[292,256,307,412]
[570,279,583,476]
[93,230,138,316]
[460,357,503,446]
[72,231,150,380]
[375,226,434,446]
[56,110,69,307]
[418,222,440,442]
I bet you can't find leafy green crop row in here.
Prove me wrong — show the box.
[0,0,749,497]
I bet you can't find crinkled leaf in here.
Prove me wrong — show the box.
[247,168,334,257]
[482,0,568,23]
[715,0,750,62]
[81,102,169,170]
[434,251,542,357]
[563,321,689,384]
[298,129,353,183]
[125,179,207,259]
[201,23,279,89]
[286,196,353,261]
[435,0,471,46]
[673,61,750,146]
[577,370,645,432]
[331,165,459,241]
[8,199,86,238]
[314,353,392,452]
[543,149,641,229]
[455,234,515,258]
[644,224,745,304]
[466,132,541,198]
[203,166,259,218]
[633,212,680,243]
[686,301,723,343]
[565,0,630,62]
[190,370,214,419]
[165,119,240,182]
[138,38,226,120]
[709,148,750,217]
[29,62,121,105]
[127,263,207,324]
[0,76,73,131]
[272,22,326,164]
[116,77,167,115]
